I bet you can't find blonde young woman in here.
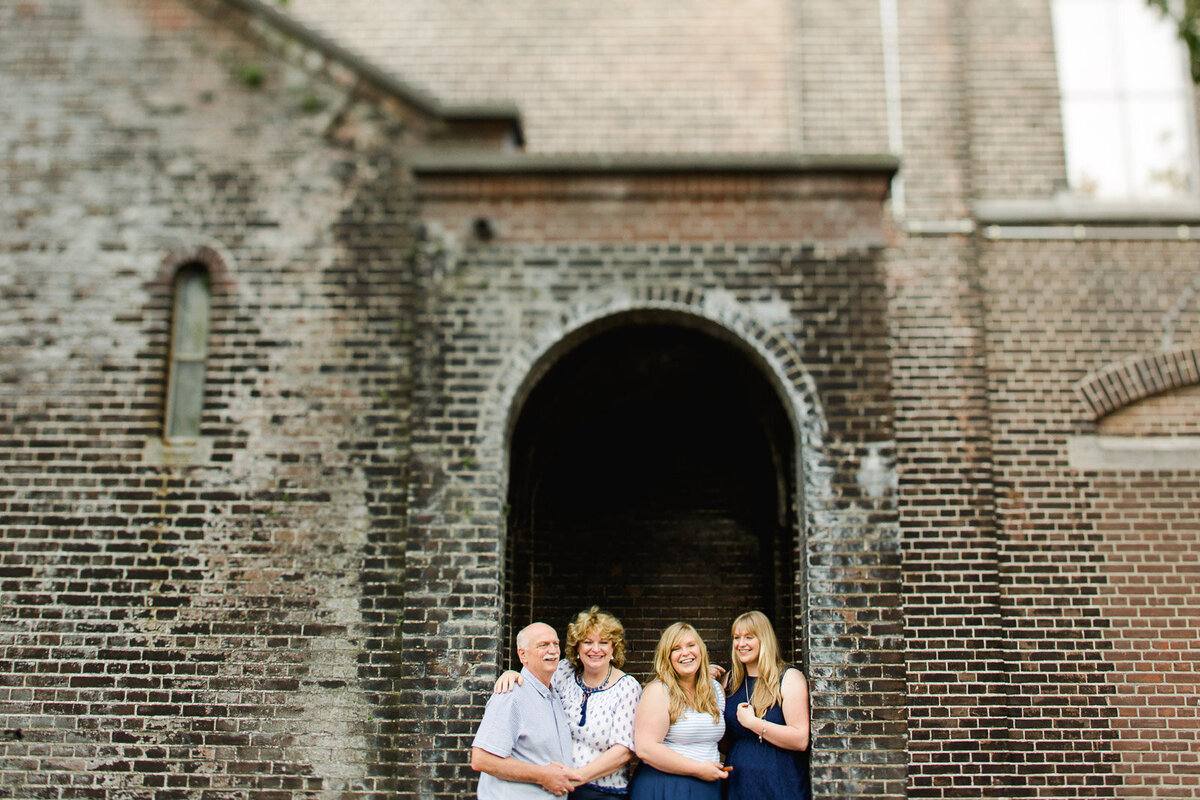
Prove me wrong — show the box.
[630,623,727,800]
[721,611,810,800]
[494,607,642,799]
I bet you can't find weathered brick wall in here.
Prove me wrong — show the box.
[398,157,905,796]
[1,0,415,796]
[962,2,1200,795]
[4,0,1199,798]
[888,231,1006,799]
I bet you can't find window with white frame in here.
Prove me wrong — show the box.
[1052,0,1199,199]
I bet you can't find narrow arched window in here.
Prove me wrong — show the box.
[164,264,211,443]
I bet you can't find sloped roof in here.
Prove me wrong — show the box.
[279,0,798,155]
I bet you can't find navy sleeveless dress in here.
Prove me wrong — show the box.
[722,670,811,800]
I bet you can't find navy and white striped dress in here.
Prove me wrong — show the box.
[630,679,726,800]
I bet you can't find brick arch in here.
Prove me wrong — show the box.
[477,283,829,468]
[1074,345,1200,420]
[471,283,836,666]
[152,241,236,290]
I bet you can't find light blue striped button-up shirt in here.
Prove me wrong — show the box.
[472,666,573,799]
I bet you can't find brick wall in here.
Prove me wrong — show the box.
[283,0,798,155]
[1,0,416,796]
[965,0,1066,198]
[893,1,1200,796]
[793,0,890,155]
[889,230,1006,798]
[412,161,894,248]
[982,237,1200,799]
[3,0,1199,798]
[401,152,904,793]
[1098,385,1200,435]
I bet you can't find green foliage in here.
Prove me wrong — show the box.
[301,92,323,114]
[1147,0,1200,82]
[235,61,264,88]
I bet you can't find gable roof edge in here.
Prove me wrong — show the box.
[216,0,524,144]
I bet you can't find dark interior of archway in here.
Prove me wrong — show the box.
[506,322,796,680]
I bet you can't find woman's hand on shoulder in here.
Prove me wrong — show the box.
[493,670,523,694]
[708,663,726,684]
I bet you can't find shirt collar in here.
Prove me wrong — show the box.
[520,666,553,698]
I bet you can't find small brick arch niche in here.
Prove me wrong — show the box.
[503,312,801,677]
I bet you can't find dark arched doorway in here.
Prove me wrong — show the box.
[505,319,798,676]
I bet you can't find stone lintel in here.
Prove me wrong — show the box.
[411,150,900,178]
[412,152,898,245]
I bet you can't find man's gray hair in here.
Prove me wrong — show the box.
[516,622,550,651]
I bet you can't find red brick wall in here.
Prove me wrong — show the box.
[983,237,1200,799]
[892,0,1200,794]
[1081,366,1200,799]
[1092,469,1200,799]
[889,231,1008,798]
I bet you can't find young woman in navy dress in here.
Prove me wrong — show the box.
[721,611,810,800]
[630,623,728,800]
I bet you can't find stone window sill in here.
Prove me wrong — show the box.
[1067,435,1200,471]
[974,197,1200,226]
[142,437,214,467]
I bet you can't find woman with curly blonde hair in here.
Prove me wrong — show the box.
[630,622,727,800]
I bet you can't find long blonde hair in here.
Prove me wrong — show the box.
[651,622,721,724]
[727,610,787,717]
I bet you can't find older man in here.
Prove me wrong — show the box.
[471,622,581,798]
